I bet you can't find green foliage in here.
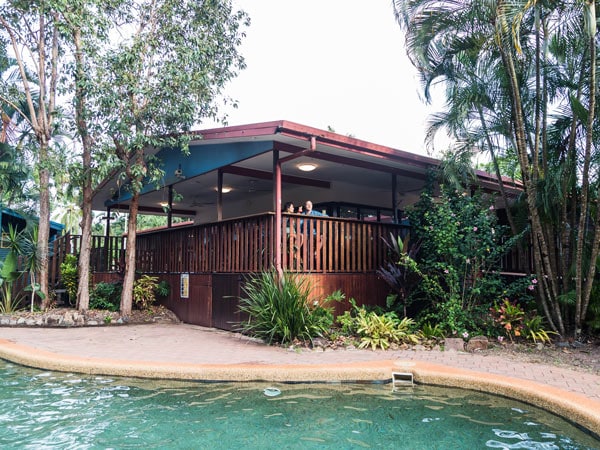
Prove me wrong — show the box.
[356,311,419,350]
[419,296,479,337]
[0,282,24,313]
[336,301,420,350]
[155,280,170,298]
[523,315,556,344]
[133,275,160,310]
[238,270,332,345]
[90,282,122,312]
[377,233,423,317]
[59,254,78,305]
[403,186,530,337]
[419,322,446,340]
[490,299,525,342]
[394,0,600,337]
[0,225,27,313]
[409,188,520,309]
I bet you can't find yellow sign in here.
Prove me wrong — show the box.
[180,273,189,299]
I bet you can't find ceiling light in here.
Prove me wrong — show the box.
[215,186,232,193]
[159,202,169,207]
[297,163,317,172]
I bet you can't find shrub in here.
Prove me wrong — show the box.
[419,322,445,340]
[238,270,332,345]
[60,254,78,305]
[90,282,122,312]
[523,315,556,344]
[336,301,420,350]
[0,250,24,313]
[156,280,170,298]
[133,275,160,310]
[418,296,480,337]
[490,298,525,342]
[407,187,527,319]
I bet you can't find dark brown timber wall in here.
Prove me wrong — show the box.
[153,272,389,331]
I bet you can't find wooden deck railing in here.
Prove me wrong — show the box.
[49,212,528,281]
[135,213,409,274]
[49,234,126,285]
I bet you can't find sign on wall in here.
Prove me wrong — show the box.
[180,273,189,299]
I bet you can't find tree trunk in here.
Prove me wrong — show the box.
[73,27,92,312]
[38,147,51,309]
[77,197,92,311]
[576,23,598,332]
[120,192,139,316]
[497,35,565,335]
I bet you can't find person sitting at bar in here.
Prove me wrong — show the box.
[303,200,327,216]
[283,201,295,213]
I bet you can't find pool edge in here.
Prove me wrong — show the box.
[1,338,599,436]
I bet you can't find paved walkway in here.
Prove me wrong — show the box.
[1,323,600,435]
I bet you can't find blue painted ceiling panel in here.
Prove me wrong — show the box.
[106,140,275,207]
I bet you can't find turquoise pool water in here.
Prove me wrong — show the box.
[0,361,598,449]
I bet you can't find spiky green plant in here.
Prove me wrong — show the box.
[523,315,556,344]
[238,270,332,345]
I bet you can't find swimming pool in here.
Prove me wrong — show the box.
[1,361,597,449]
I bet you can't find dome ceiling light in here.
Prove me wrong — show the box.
[297,163,317,172]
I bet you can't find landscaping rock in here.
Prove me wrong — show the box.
[311,337,328,349]
[0,306,180,328]
[444,338,465,352]
[465,335,489,352]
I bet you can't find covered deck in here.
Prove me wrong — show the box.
[85,121,524,329]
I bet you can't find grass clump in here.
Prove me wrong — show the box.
[238,270,333,345]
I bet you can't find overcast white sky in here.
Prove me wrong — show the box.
[205,1,446,156]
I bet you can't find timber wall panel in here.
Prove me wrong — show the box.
[155,271,389,330]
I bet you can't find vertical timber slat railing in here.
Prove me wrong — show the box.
[281,215,405,273]
[135,214,276,274]
[49,234,125,286]
[134,213,408,275]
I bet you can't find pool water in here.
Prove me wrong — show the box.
[0,361,598,449]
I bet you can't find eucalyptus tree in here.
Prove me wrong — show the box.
[0,1,68,307]
[395,0,599,337]
[95,0,248,315]
[0,45,36,207]
[50,1,126,311]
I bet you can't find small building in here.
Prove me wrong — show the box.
[0,206,65,262]
[84,120,523,330]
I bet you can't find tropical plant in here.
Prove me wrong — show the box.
[238,270,332,345]
[490,299,526,342]
[336,300,420,350]
[419,322,446,340]
[394,0,599,338]
[0,248,23,313]
[0,1,70,307]
[523,315,556,345]
[59,255,78,306]
[155,280,170,298]
[377,233,423,317]
[1,223,42,312]
[90,282,122,312]
[405,185,526,336]
[133,275,160,311]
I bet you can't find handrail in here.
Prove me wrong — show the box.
[135,213,409,274]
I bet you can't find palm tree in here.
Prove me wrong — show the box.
[394,0,599,337]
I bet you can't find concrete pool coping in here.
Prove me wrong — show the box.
[1,323,599,435]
